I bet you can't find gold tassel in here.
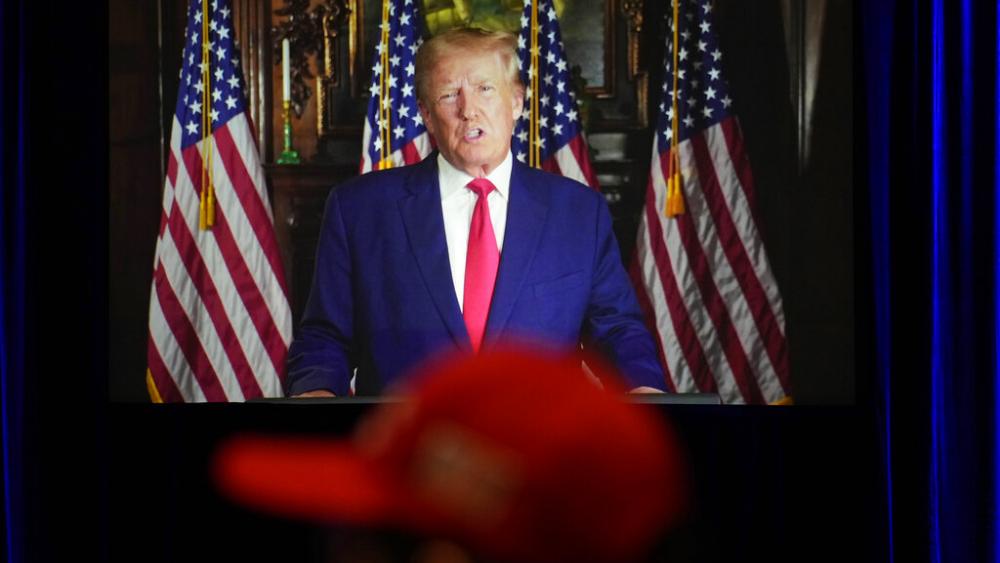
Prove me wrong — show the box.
[664,147,685,216]
[665,174,685,216]
[199,191,208,229]
[198,179,216,228]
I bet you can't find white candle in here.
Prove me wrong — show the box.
[282,38,291,102]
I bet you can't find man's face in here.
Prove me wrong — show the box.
[418,49,523,178]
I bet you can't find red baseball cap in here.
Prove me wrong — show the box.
[213,348,688,563]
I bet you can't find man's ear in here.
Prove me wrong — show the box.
[418,100,434,136]
[510,87,524,121]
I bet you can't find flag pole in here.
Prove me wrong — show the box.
[378,0,394,169]
[530,0,540,168]
[665,0,685,217]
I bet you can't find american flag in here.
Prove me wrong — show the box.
[359,0,432,172]
[146,0,292,402]
[630,0,791,404]
[513,0,598,188]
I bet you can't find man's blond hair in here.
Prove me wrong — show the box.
[414,27,523,103]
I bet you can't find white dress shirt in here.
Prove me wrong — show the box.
[438,151,512,312]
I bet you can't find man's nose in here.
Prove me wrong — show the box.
[458,90,478,120]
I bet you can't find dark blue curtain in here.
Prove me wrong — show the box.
[0,2,108,562]
[862,1,996,562]
[1,1,26,562]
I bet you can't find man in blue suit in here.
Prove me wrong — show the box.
[286,28,666,396]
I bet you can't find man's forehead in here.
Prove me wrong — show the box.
[431,52,505,82]
[433,72,501,88]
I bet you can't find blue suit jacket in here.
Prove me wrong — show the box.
[286,155,666,395]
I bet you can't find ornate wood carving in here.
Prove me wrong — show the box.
[319,0,349,84]
[272,0,351,118]
[620,0,648,127]
[621,0,643,79]
[316,0,354,135]
[266,163,356,322]
[315,0,367,141]
[230,0,271,161]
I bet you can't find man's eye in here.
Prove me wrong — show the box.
[480,85,495,92]
[439,92,457,102]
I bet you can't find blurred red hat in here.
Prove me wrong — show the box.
[213,348,688,563]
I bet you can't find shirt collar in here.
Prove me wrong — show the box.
[437,151,513,201]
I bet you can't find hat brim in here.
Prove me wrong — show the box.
[212,434,409,527]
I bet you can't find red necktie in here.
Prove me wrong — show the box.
[463,178,500,352]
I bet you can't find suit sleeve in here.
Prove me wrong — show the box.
[284,188,355,396]
[584,196,668,391]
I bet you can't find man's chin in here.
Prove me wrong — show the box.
[451,151,506,176]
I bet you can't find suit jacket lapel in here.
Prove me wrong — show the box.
[398,156,470,349]
[485,161,548,345]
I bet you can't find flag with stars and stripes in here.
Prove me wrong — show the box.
[630,0,791,404]
[513,0,598,188]
[359,0,432,172]
[146,0,292,402]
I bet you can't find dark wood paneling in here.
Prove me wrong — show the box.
[267,163,357,325]
[109,0,176,402]
[790,0,853,403]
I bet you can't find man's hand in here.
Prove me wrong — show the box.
[292,389,337,398]
[628,386,665,394]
